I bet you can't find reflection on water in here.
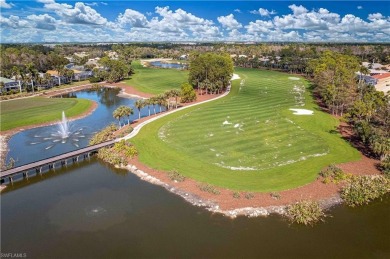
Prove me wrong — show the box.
[1,159,389,258]
[48,188,131,232]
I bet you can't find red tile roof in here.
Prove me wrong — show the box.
[372,73,390,80]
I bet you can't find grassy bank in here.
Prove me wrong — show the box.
[131,68,360,192]
[0,97,93,131]
[124,60,188,94]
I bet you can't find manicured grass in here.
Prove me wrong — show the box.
[0,97,93,131]
[124,60,188,94]
[131,68,360,192]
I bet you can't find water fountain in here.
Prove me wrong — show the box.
[57,111,70,139]
[30,111,89,149]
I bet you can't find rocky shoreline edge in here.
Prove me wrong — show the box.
[123,163,343,218]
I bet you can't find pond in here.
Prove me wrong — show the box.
[1,158,389,258]
[6,87,161,166]
[150,61,187,69]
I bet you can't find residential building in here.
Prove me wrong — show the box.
[0,77,20,92]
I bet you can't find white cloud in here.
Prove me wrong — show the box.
[155,6,213,26]
[217,14,242,30]
[368,13,384,21]
[357,6,363,10]
[288,4,308,16]
[1,2,389,43]
[246,20,274,34]
[117,9,149,28]
[250,8,277,17]
[27,14,57,30]
[85,2,99,7]
[39,0,107,25]
[234,9,241,13]
[0,0,13,9]
[0,15,29,29]
[273,7,340,30]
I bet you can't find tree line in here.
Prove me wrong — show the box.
[308,50,389,174]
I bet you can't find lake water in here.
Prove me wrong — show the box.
[2,87,390,258]
[150,61,187,69]
[1,158,389,258]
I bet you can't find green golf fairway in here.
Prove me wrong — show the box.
[124,60,188,94]
[0,97,93,131]
[132,68,360,192]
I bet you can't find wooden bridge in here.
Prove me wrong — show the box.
[0,140,117,183]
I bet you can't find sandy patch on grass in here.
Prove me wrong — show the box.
[289,108,313,115]
[288,77,300,80]
[231,74,240,80]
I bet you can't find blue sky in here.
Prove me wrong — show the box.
[1,1,389,43]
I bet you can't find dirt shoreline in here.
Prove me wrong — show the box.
[121,162,346,218]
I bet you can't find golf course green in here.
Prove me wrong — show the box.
[124,60,188,94]
[131,68,360,192]
[0,97,93,131]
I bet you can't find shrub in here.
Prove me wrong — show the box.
[167,170,186,182]
[198,183,220,195]
[270,192,281,200]
[89,77,102,83]
[340,175,390,207]
[97,147,127,166]
[232,191,241,199]
[89,124,118,145]
[379,157,390,176]
[113,140,138,158]
[319,164,349,184]
[244,192,255,199]
[286,200,326,226]
[180,83,197,103]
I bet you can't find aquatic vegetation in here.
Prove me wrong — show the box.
[340,175,390,207]
[286,200,326,226]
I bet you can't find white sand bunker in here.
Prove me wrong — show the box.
[231,74,240,80]
[288,77,300,80]
[222,120,232,125]
[289,108,314,115]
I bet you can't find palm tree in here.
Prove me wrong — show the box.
[371,136,390,161]
[170,89,181,109]
[134,99,145,120]
[121,106,134,125]
[163,90,172,110]
[156,94,165,113]
[113,107,124,128]
[26,63,38,93]
[65,69,74,84]
[149,97,157,114]
[44,73,53,89]
[11,66,23,93]
[144,98,152,116]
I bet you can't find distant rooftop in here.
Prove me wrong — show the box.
[0,77,16,83]
[372,73,390,80]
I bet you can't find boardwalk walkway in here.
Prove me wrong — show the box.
[1,140,117,181]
